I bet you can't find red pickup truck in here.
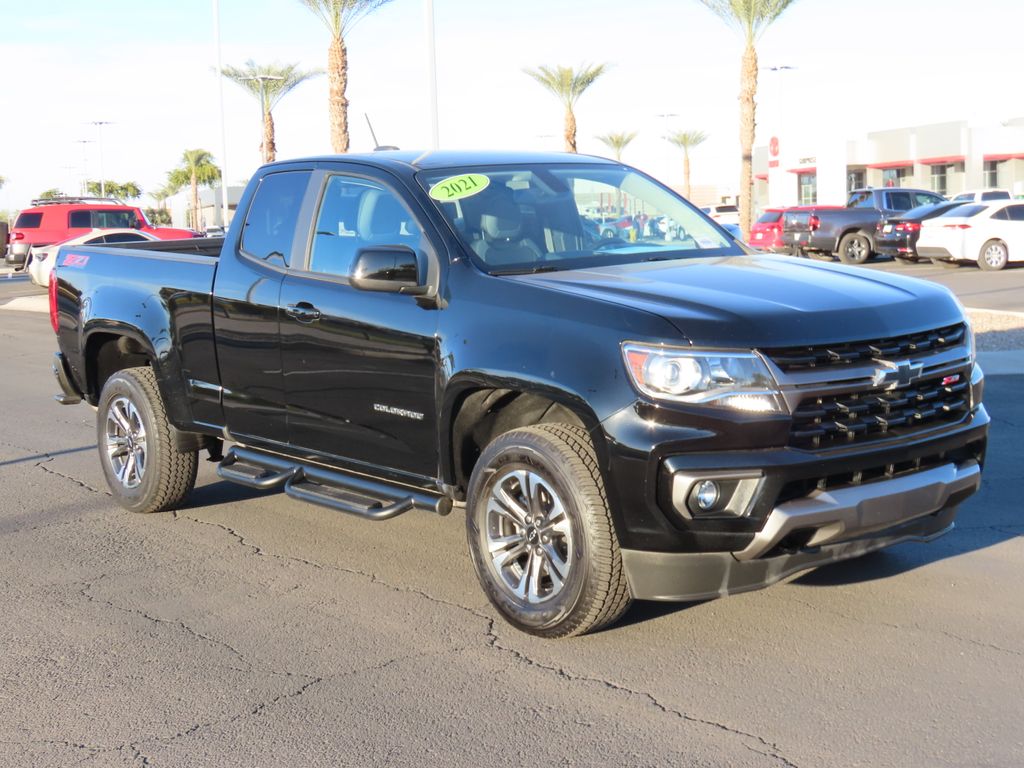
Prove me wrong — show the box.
[6,197,196,266]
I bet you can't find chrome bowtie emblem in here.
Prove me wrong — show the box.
[872,359,923,390]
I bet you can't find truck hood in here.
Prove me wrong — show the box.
[510,255,964,348]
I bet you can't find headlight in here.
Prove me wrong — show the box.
[622,342,786,413]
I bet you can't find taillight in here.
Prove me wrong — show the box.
[808,215,820,231]
[10,231,24,242]
[895,222,921,232]
[943,223,972,230]
[48,271,59,334]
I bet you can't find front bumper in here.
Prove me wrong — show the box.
[623,503,958,601]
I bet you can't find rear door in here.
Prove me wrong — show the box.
[278,166,442,480]
[212,168,316,442]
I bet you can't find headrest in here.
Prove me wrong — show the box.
[479,195,524,241]
[357,189,407,238]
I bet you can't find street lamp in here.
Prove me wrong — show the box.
[91,121,112,197]
[240,74,284,164]
[425,0,439,149]
[74,139,94,196]
[212,0,230,226]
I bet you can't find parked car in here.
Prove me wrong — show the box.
[700,204,739,226]
[50,150,986,638]
[950,189,1012,203]
[874,201,970,262]
[917,199,1024,270]
[26,228,159,287]
[783,188,945,264]
[750,206,842,253]
[6,197,196,267]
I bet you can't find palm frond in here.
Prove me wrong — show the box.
[523,63,609,108]
[666,129,708,150]
[697,0,797,40]
[297,0,394,37]
[222,60,323,111]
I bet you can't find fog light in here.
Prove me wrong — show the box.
[694,480,720,511]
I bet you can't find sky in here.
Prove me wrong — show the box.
[1,0,1022,213]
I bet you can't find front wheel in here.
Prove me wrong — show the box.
[837,233,872,264]
[97,366,198,513]
[465,424,631,638]
[979,240,1009,271]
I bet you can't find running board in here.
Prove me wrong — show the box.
[217,446,452,520]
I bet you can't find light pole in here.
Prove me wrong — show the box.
[760,66,795,207]
[91,121,112,197]
[240,74,284,164]
[425,0,439,149]
[212,0,230,226]
[75,139,94,196]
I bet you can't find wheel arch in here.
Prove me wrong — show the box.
[441,374,605,499]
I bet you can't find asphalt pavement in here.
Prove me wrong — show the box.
[1,292,1023,765]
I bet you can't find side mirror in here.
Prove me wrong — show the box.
[350,245,428,295]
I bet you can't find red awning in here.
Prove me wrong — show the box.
[786,166,816,174]
[918,155,964,165]
[755,173,768,180]
[984,153,1024,162]
[867,160,913,170]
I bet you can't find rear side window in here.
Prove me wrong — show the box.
[69,209,139,228]
[913,192,943,207]
[69,211,92,228]
[102,233,149,243]
[14,212,42,228]
[983,191,1011,201]
[1006,205,1024,221]
[848,192,873,208]
[716,205,738,213]
[756,211,783,224]
[241,171,312,265]
[886,191,913,210]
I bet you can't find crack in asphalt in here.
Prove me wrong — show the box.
[170,510,799,766]
[78,575,254,672]
[481,618,800,768]
[783,597,1023,658]
[35,459,111,496]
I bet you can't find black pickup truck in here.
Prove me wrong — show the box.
[50,151,988,638]
[784,187,946,264]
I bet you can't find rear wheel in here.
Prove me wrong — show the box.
[979,240,1009,271]
[465,424,631,638]
[837,233,872,264]
[97,366,198,513]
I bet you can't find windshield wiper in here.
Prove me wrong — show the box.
[490,264,561,276]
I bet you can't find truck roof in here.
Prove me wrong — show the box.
[282,150,619,172]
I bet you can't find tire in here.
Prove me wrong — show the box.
[97,366,198,513]
[601,228,615,239]
[837,233,872,264]
[979,239,1009,271]
[931,258,961,270]
[465,423,631,638]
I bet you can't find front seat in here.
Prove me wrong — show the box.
[357,189,419,245]
[471,195,542,267]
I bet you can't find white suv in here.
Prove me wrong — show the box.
[700,204,739,226]
[950,189,1012,203]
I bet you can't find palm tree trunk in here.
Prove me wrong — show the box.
[264,109,277,163]
[684,150,692,199]
[564,108,577,153]
[738,39,758,241]
[190,173,200,231]
[328,34,350,153]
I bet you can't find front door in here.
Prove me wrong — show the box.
[279,170,441,480]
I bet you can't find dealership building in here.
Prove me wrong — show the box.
[753,117,1024,210]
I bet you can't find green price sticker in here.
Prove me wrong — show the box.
[429,173,490,202]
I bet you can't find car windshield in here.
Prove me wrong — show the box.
[418,164,740,274]
[938,204,987,219]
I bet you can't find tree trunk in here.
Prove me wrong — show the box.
[684,150,692,199]
[263,109,277,164]
[328,34,350,153]
[190,173,200,232]
[738,39,758,241]
[564,107,577,153]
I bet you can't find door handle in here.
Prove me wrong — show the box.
[284,303,322,322]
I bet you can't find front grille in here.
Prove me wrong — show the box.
[765,324,965,371]
[775,441,984,505]
[790,374,969,450]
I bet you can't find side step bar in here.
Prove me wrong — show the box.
[217,446,452,520]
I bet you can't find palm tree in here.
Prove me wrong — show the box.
[221,60,322,163]
[696,0,798,239]
[666,130,708,199]
[524,64,608,153]
[595,131,638,162]
[298,0,394,154]
[168,150,222,231]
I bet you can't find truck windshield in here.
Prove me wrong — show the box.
[418,164,740,274]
